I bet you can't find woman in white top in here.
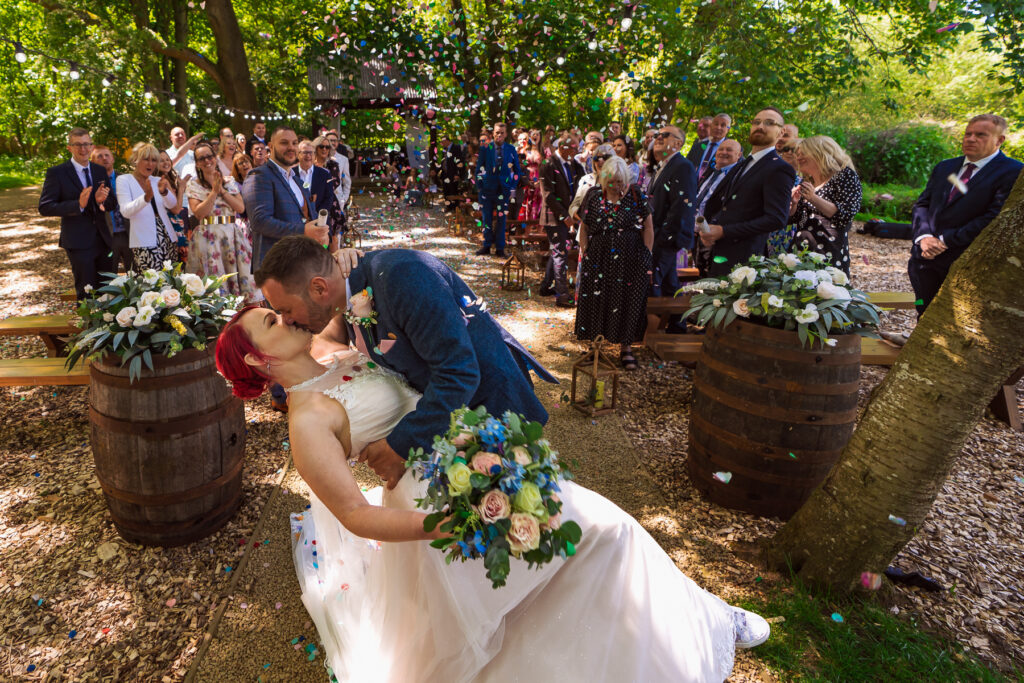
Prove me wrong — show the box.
[186,141,261,303]
[116,142,179,270]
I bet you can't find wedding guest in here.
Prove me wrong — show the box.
[777,139,801,176]
[89,145,132,274]
[576,156,653,370]
[701,107,796,276]
[692,139,743,273]
[217,127,236,176]
[313,135,347,237]
[785,136,862,273]
[439,135,466,213]
[250,140,268,167]
[776,124,799,153]
[568,144,614,221]
[687,114,732,184]
[611,134,642,185]
[648,125,697,296]
[166,126,202,177]
[607,121,623,139]
[232,153,254,184]
[908,114,1022,316]
[474,122,521,257]
[538,135,585,307]
[187,141,259,303]
[696,116,713,141]
[245,121,267,156]
[297,139,341,246]
[522,135,544,222]
[235,133,247,153]
[325,130,352,216]
[116,142,179,269]
[39,127,115,297]
[541,128,557,159]
[157,150,192,258]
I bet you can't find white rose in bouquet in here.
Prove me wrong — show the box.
[115,306,137,328]
[159,288,181,307]
[815,269,833,284]
[133,305,157,327]
[816,282,838,300]
[827,268,849,286]
[139,291,162,309]
[712,298,723,307]
[729,266,757,287]
[181,274,206,296]
[793,270,819,286]
[103,312,114,322]
[831,286,851,300]
[794,304,820,323]
[732,299,751,317]
[142,269,161,286]
[779,253,800,269]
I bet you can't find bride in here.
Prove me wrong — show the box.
[215,306,770,682]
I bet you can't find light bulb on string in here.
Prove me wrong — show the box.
[205,107,212,113]
[14,41,27,63]
[68,62,80,80]
[101,73,113,87]
[144,88,153,99]
[555,56,565,66]
[169,97,177,106]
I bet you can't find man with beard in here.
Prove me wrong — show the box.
[700,107,796,276]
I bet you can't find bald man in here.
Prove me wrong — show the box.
[166,126,201,177]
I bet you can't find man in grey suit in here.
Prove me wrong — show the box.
[241,126,329,267]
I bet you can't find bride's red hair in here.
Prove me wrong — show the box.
[215,305,274,400]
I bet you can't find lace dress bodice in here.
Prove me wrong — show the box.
[286,351,421,455]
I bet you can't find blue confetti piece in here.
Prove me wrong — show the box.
[831,612,844,623]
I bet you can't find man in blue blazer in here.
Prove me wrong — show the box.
[648,125,698,298]
[255,236,557,489]
[38,127,116,298]
[474,122,521,257]
[241,127,330,267]
[701,107,796,277]
[909,114,1022,316]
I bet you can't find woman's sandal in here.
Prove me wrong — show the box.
[620,350,638,371]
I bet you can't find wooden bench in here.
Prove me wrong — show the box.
[60,288,77,302]
[0,314,79,357]
[0,357,90,387]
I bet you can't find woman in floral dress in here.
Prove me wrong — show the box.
[185,141,261,303]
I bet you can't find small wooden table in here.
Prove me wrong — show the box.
[0,314,79,357]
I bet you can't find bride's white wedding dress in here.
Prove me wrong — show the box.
[288,353,740,682]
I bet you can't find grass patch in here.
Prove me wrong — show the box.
[0,155,43,189]
[857,182,921,223]
[735,579,1020,682]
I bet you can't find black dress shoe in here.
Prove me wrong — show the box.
[494,249,506,258]
[475,246,491,256]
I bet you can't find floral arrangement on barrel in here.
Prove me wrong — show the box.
[682,250,882,347]
[65,262,242,381]
[406,406,582,589]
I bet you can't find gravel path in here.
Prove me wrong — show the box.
[1,188,1020,681]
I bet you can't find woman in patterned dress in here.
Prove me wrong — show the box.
[575,156,654,371]
[185,141,261,303]
[788,136,862,276]
[116,142,180,270]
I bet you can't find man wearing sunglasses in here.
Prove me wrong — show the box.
[648,125,698,302]
[700,107,796,276]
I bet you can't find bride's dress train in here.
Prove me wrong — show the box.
[289,354,739,682]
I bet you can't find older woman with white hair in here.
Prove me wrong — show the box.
[116,142,180,269]
[788,135,862,275]
[567,143,615,222]
[575,155,654,370]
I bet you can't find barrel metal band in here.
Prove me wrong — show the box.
[109,490,241,534]
[96,452,244,506]
[89,363,215,391]
[697,352,861,396]
[89,398,237,437]
[694,375,860,425]
[707,328,860,365]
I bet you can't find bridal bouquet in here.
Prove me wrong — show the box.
[65,262,241,381]
[682,249,881,347]
[406,406,582,589]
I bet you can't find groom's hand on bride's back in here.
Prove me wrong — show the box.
[358,439,405,490]
[332,247,364,278]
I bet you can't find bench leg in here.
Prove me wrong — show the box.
[989,368,1024,431]
[39,333,68,358]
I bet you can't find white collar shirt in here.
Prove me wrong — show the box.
[958,149,999,176]
[740,146,775,177]
[270,158,305,209]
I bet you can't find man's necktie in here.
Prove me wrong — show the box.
[83,166,92,188]
[349,322,371,357]
[947,162,976,204]
[563,162,572,186]
[698,142,717,181]
[697,169,720,208]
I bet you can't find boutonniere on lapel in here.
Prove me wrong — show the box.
[344,287,396,355]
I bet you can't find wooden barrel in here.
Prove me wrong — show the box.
[688,319,861,519]
[89,346,245,546]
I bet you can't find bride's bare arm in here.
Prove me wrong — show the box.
[289,401,440,543]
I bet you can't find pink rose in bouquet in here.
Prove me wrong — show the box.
[478,489,511,524]
[507,513,541,555]
[471,452,503,475]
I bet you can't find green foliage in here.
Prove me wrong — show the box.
[847,124,958,186]
[858,183,922,221]
[0,155,43,188]
[737,581,1016,681]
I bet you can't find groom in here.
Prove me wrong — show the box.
[255,236,557,488]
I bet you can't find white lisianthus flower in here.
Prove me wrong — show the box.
[825,338,838,347]
[220,309,238,319]
[729,266,757,287]
[712,298,723,307]
[142,269,161,286]
[815,269,833,284]
[807,252,826,263]
[139,291,162,309]
[109,275,128,288]
[793,270,818,286]
[103,312,114,322]
[732,299,751,317]
[115,306,137,328]
[159,288,181,307]
[84,284,94,293]
[794,304,820,323]
[133,305,157,327]
[816,282,838,300]
[779,253,800,269]
[162,260,174,271]
[767,294,784,308]
[181,274,206,296]
[825,267,849,286]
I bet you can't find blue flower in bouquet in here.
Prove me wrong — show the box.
[478,417,508,449]
[457,529,488,558]
[499,460,526,495]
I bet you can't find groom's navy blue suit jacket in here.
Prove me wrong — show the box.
[347,249,557,458]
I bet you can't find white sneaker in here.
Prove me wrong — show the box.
[733,608,771,649]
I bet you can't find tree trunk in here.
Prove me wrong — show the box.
[771,170,1024,591]
[129,0,163,95]
[172,0,188,124]
[203,0,258,127]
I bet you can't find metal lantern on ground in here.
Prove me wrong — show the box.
[571,336,619,417]
[501,252,526,291]
[342,226,362,250]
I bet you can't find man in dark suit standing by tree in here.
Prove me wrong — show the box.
[538,135,585,307]
[909,114,1022,317]
[648,125,698,299]
[38,127,116,298]
[686,114,732,185]
[701,108,796,277]
[439,135,465,214]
